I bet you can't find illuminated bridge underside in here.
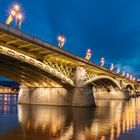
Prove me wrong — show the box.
[0,45,74,87]
[0,23,138,106]
[0,54,66,88]
[85,75,121,90]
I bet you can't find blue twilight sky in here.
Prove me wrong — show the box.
[0,0,140,80]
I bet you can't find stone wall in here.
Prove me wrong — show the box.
[93,88,130,100]
[18,85,95,107]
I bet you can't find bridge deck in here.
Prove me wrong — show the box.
[0,22,135,84]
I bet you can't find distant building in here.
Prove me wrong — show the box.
[0,81,20,93]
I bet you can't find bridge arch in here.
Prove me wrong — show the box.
[0,45,74,87]
[85,75,121,90]
[85,75,130,100]
[125,84,135,95]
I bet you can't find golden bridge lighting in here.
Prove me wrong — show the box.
[85,49,92,61]
[101,57,105,67]
[6,4,23,29]
[58,35,65,48]
[110,64,114,71]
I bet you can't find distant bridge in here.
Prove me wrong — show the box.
[0,23,139,106]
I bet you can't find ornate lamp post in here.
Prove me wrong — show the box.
[132,77,136,81]
[126,73,129,78]
[6,4,23,29]
[116,67,120,73]
[122,71,125,76]
[101,57,105,67]
[130,75,132,80]
[58,35,65,48]
[85,49,91,61]
[110,64,114,71]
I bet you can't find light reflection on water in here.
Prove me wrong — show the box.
[0,95,140,140]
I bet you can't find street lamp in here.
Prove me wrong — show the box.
[11,10,16,16]
[122,71,125,76]
[101,57,105,67]
[126,73,129,78]
[85,49,92,61]
[110,64,114,71]
[58,35,65,48]
[132,77,136,81]
[130,75,132,80]
[6,4,23,29]
[14,4,20,11]
[116,67,120,73]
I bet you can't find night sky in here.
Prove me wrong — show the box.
[0,0,140,80]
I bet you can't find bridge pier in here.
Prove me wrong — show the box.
[93,88,130,100]
[18,85,94,107]
[129,90,137,98]
[18,85,73,106]
[18,66,95,107]
[72,66,94,106]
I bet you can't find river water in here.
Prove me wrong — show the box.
[0,94,140,140]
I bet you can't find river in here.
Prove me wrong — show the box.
[0,94,140,140]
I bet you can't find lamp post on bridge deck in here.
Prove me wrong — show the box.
[6,4,23,29]
[57,35,65,48]
[85,49,92,61]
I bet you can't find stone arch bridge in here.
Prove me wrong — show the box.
[0,23,139,106]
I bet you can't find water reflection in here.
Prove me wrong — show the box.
[18,105,74,139]
[0,94,17,114]
[17,99,140,140]
[1,97,140,140]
